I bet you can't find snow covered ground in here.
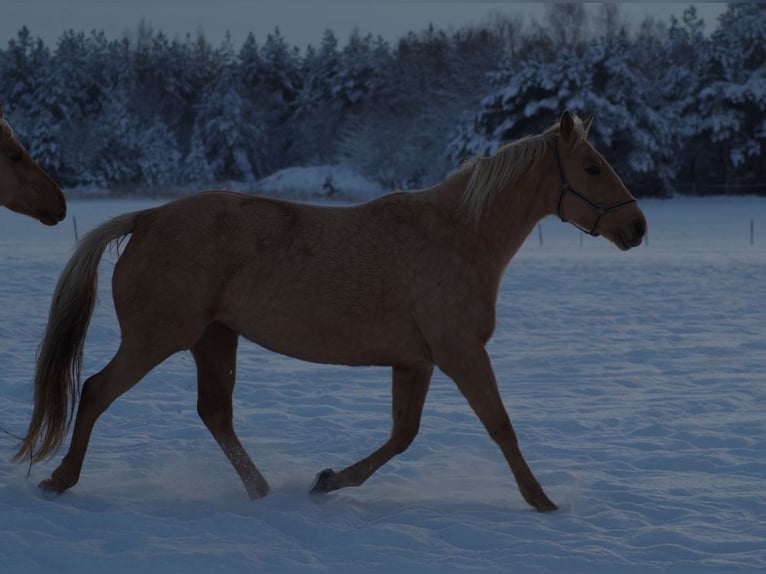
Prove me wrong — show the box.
[1,194,765,573]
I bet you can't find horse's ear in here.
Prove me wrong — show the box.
[0,104,4,120]
[559,110,575,143]
[583,114,594,134]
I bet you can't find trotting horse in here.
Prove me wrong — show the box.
[15,111,645,512]
[0,105,66,224]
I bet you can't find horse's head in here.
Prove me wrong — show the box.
[0,105,66,225]
[554,110,646,250]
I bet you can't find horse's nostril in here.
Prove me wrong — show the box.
[634,218,646,237]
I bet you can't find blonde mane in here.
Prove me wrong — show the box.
[459,115,588,223]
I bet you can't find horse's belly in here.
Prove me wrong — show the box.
[229,308,427,367]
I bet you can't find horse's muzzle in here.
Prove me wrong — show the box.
[616,217,647,250]
[38,205,67,226]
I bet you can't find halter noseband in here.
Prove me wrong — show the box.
[553,143,636,237]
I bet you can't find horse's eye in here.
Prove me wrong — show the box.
[585,165,601,176]
[9,152,23,163]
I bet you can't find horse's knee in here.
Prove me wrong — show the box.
[487,418,518,446]
[196,401,215,423]
[197,401,231,429]
[391,424,419,455]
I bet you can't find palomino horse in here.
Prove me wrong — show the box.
[16,111,645,512]
[0,105,66,224]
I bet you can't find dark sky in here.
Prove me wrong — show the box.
[0,1,727,48]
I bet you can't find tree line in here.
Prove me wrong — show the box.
[0,4,763,197]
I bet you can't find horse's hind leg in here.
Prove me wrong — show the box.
[192,322,269,499]
[40,345,165,493]
[311,365,433,494]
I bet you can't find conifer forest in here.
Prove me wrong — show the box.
[1,4,764,198]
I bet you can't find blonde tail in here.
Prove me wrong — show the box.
[14,211,140,463]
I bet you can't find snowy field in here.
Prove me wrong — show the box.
[1,194,765,573]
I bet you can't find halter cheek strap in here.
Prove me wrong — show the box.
[553,143,636,237]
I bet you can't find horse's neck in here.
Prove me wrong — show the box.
[489,168,555,263]
[439,163,555,272]
[417,164,553,284]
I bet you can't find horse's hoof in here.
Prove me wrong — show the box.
[38,478,66,494]
[535,498,559,513]
[246,480,271,500]
[310,468,337,494]
[520,484,559,512]
[529,492,558,512]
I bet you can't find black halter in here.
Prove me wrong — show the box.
[553,143,636,237]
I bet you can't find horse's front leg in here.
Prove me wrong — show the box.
[437,345,558,512]
[311,364,433,494]
[192,322,270,499]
